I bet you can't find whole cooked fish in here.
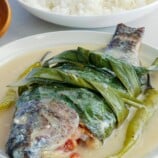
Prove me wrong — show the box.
[6,84,116,158]
[6,23,146,158]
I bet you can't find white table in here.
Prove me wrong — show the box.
[0,0,158,47]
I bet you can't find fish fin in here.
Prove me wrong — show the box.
[106,23,145,53]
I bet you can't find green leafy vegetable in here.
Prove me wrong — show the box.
[43,47,110,69]
[43,47,152,77]
[15,67,130,125]
[107,56,141,97]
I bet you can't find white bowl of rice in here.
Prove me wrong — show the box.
[17,0,158,28]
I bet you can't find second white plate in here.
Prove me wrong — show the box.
[17,0,158,28]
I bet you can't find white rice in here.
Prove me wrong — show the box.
[23,0,155,16]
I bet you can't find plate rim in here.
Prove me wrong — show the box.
[0,30,158,52]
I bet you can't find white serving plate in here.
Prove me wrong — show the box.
[0,31,157,64]
[0,31,158,158]
[16,0,158,28]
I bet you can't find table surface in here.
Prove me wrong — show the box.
[0,0,158,48]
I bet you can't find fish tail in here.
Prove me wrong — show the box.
[106,23,145,53]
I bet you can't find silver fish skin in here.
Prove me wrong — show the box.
[105,23,145,66]
[6,98,79,158]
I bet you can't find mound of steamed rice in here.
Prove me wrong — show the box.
[23,0,155,15]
